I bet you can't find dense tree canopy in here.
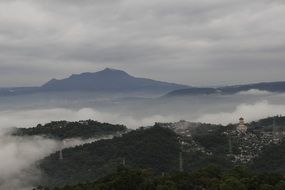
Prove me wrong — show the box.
[39,126,180,187]
[13,120,127,139]
[33,166,285,190]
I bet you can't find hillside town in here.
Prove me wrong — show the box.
[158,116,285,164]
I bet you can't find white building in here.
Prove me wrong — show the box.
[237,117,248,134]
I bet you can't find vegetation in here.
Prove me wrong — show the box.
[249,116,285,132]
[38,126,180,187]
[192,125,229,154]
[33,165,285,190]
[19,116,285,189]
[13,120,127,139]
[251,140,285,173]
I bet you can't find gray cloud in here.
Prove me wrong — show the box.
[0,0,284,86]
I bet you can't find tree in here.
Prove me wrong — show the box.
[156,181,177,190]
[220,177,246,190]
[275,180,285,190]
[259,184,274,190]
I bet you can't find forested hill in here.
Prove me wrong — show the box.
[34,166,285,190]
[39,126,180,187]
[29,116,285,189]
[13,120,127,139]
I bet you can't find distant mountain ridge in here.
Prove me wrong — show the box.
[41,68,189,93]
[166,81,285,97]
[0,68,188,96]
[0,68,285,97]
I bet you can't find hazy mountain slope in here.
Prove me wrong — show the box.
[166,87,220,96]
[0,68,188,97]
[1,70,285,97]
[221,81,285,94]
[165,81,285,97]
[41,68,189,93]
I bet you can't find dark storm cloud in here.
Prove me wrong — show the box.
[0,0,284,86]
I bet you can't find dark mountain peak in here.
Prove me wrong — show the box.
[41,68,188,93]
[101,67,122,73]
[66,68,131,80]
[97,68,131,76]
[43,78,59,87]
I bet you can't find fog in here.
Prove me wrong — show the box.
[0,91,284,129]
[0,129,58,190]
[237,89,273,96]
[197,100,285,125]
[0,91,285,189]
[0,107,179,129]
[0,127,115,190]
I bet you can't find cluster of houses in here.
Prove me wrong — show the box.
[159,117,284,164]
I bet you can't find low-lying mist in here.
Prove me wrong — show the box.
[0,108,179,129]
[197,100,285,125]
[0,128,115,190]
[0,129,58,190]
[0,91,284,129]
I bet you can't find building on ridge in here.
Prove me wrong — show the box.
[237,117,247,135]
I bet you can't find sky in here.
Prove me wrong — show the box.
[0,0,285,87]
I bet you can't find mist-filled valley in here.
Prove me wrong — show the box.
[1,87,285,189]
[0,90,285,128]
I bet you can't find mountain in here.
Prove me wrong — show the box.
[1,70,285,97]
[0,68,188,96]
[165,87,220,96]
[41,68,188,93]
[14,116,285,188]
[38,126,180,187]
[165,81,285,97]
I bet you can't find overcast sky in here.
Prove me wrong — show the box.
[0,0,285,87]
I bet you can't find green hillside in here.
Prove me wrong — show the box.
[39,126,180,187]
[34,166,285,190]
[13,120,127,139]
[15,116,285,189]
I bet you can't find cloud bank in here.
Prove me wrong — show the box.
[1,97,284,129]
[197,100,285,125]
[237,89,273,96]
[0,108,178,129]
